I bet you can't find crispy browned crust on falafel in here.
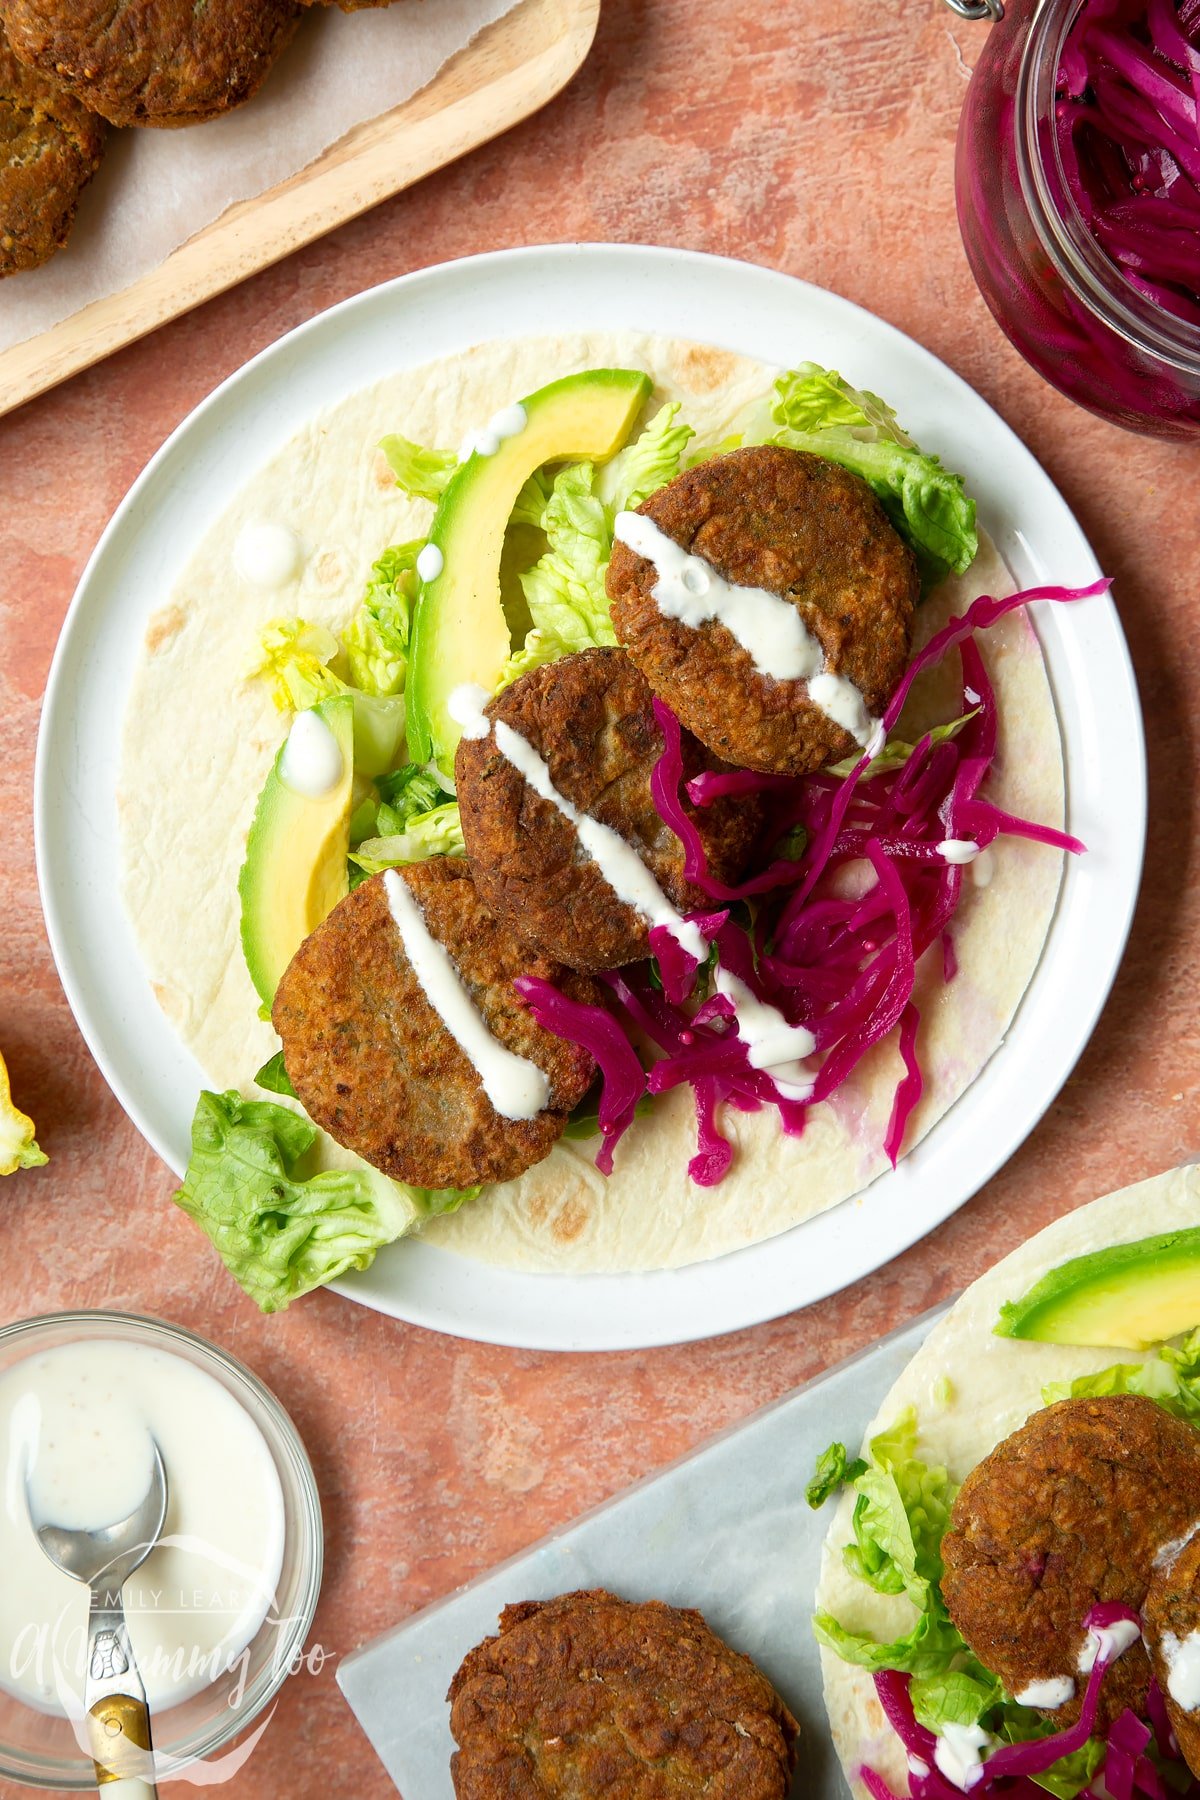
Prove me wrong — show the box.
[0,28,103,274]
[0,0,300,128]
[1144,1528,1200,1775]
[271,858,599,1191]
[455,647,764,974]
[447,1588,799,1799]
[941,1395,1200,1731]
[606,445,918,777]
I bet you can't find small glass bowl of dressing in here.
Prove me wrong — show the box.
[0,1311,323,1790]
[955,0,1200,438]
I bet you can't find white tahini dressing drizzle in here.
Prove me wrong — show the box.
[970,847,996,889]
[1077,1616,1141,1674]
[279,709,344,799]
[416,542,444,583]
[714,968,816,1096]
[612,511,878,748]
[939,838,981,866]
[909,1759,931,1779]
[934,1722,993,1791]
[459,402,528,462]
[1162,1631,1200,1712]
[381,868,549,1121]
[447,684,708,962]
[1015,1676,1076,1709]
[233,521,301,590]
[1155,1523,1200,1571]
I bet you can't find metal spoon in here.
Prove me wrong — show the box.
[28,1442,167,1799]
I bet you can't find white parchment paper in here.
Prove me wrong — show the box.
[0,0,520,354]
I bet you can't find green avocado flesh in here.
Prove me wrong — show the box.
[995,1228,1200,1350]
[238,695,355,1007]
[406,367,654,771]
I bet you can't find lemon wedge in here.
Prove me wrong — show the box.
[0,1052,46,1175]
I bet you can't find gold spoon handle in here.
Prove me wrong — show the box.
[88,1692,156,1794]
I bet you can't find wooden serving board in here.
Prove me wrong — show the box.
[0,0,598,419]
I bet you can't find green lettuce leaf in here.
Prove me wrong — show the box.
[910,1670,1003,1733]
[507,406,696,674]
[253,1052,296,1098]
[518,461,617,653]
[1042,1330,1200,1421]
[351,763,455,847]
[753,364,978,586]
[342,542,421,697]
[597,402,695,511]
[251,619,344,712]
[806,1441,867,1508]
[249,618,405,777]
[510,469,554,529]
[379,434,457,502]
[495,625,579,692]
[350,801,465,876]
[174,1090,424,1312]
[825,709,980,780]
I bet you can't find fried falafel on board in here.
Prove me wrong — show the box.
[813,1163,1200,1800]
[117,332,1093,1310]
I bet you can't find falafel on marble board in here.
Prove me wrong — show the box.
[271,857,599,1191]
[0,0,300,128]
[455,646,763,974]
[448,1589,799,1799]
[0,26,103,275]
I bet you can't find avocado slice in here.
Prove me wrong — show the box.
[995,1228,1200,1350]
[239,695,355,1007]
[406,368,654,769]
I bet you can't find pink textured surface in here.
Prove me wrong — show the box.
[1,0,1198,1793]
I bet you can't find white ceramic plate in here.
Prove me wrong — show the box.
[35,245,1144,1352]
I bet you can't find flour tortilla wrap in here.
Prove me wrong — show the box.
[118,330,1066,1275]
[816,1161,1200,1796]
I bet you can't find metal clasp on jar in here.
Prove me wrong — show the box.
[941,0,1004,19]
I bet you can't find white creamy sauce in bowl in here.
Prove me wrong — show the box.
[0,1341,285,1714]
[232,522,302,591]
[611,511,878,747]
[381,867,550,1122]
[279,709,344,800]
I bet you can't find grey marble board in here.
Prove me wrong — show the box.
[338,1304,946,1797]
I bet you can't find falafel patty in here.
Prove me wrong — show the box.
[941,1395,1200,1731]
[0,0,300,128]
[1144,1526,1200,1776]
[606,445,918,777]
[455,647,763,973]
[272,858,598,1191]
[0,28,104,274]
[447,1588,799,1799]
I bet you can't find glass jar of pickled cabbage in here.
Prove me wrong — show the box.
[955,0,1200,439]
